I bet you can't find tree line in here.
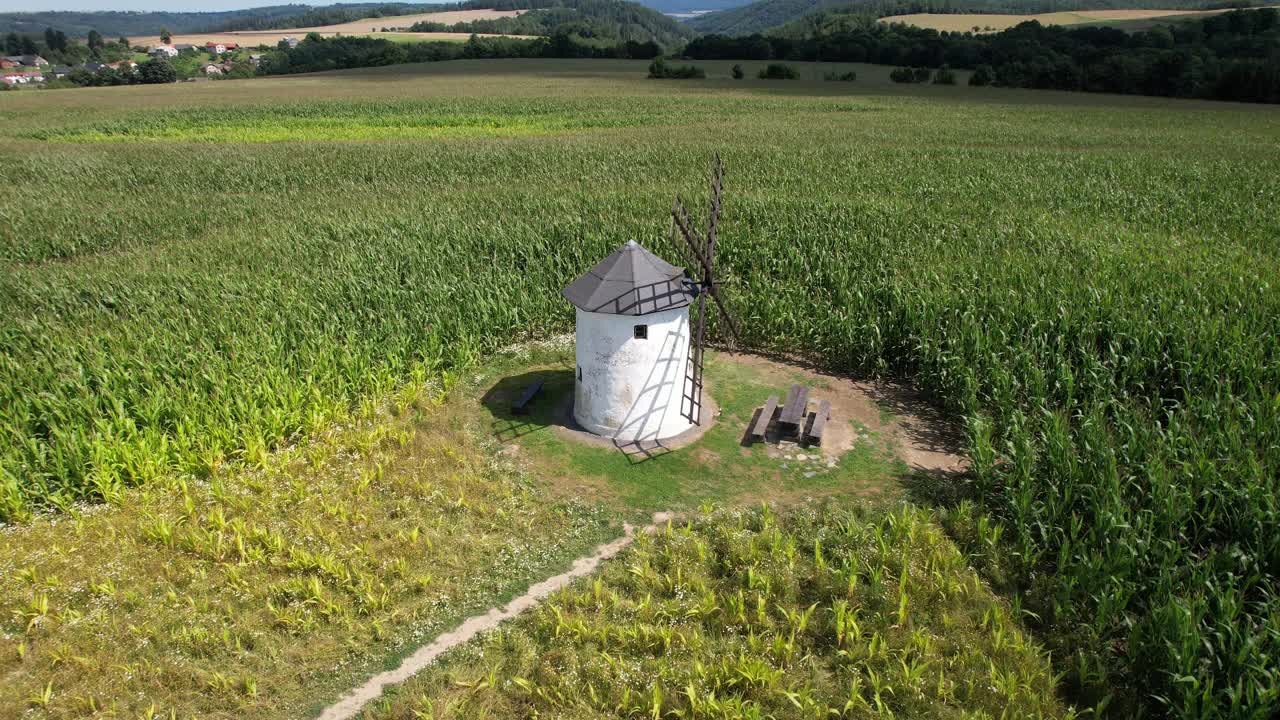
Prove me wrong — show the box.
[256,31,660,75]
[407,0,692,48]
[4,28,133,64]
[685,9,1280,103]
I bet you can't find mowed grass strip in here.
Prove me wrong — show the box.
[24,101,660,144]
[358,504,1072,719]
[0,382,613,719]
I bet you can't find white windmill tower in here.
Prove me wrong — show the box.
[562,157,740,445]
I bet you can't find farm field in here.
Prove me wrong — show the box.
[883,8,1240,32]
[360,504,1071,720]
[2,58,1279,718]
[128,8,524,47]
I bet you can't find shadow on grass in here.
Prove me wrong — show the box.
[482,368,676,465]
[898,466,975,509]
[481,368,572,443]
[613,438,673,465]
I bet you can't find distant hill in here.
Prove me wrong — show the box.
[639,0,755,13]
[0,4,459,37]
[0,0,739,39]
[684,0,849,34]
[409,0,694,45]
[686,0,1251,35]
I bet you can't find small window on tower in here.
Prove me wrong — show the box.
[634,324,648,340]
[577,365,582,380]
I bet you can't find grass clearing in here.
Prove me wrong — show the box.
[466,346,907,516]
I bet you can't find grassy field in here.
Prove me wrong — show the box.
[128,9,524,47]
[359,504,1072,720]
[0,377,616,719]
[883,8,1239,32]
[2,58,1279,717]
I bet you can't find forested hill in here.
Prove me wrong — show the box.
[0,0,716,38]
[0,4,456,37]
[686,0,1252,35]
[410,0,694,46]
[0,5,302,36]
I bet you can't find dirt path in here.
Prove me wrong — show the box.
[315,511,673,720]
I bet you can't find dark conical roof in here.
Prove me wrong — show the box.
[563,241,695,316]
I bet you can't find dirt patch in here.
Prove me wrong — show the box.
[315,511,673,720]
[719,351,967,474]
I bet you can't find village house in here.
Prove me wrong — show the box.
[248,54,263,65]
[283,36,300,49]
[149,45,178,58]
[1,71,45,86]
[174,43,198,52]
[0,59,17,69]
[3,54,48,67]
[202,63,224,76]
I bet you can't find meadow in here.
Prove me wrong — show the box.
[2,58,1279,717]
[127,8,525,47]
[882,8,1236,32]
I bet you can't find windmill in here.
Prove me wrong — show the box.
[561,156,741,445]
[669,155,741,427]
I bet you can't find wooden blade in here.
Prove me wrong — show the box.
[708,284,741,345]
[670,196,700,274]
[671,196,713,281]
[707,155,722,256]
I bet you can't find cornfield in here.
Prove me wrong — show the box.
[2,61,1278,717]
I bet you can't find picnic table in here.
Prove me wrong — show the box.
[777,384,810,429]
[511,377,544,415]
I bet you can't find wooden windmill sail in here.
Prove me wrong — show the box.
[670,155,742,426]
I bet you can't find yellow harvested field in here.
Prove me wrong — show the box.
[132,31,530,48]
[883,9,1226,33]
[131,8,523,47]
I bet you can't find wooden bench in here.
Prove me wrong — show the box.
[749,395,779,440]
[777,384,810,429]
[511,377,544,415]
[804,399,831,446]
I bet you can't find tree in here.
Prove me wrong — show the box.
[4,32,19,55]
[731,63,744,79]
[758,63,799,80]
[118,36,130,49]
[139,58,177,84]
[969,64,994,86]
[160,27,172,44]
[88,30,103,51]
[19,35,37,55]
